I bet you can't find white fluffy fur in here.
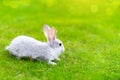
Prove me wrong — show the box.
[6,25,65,65]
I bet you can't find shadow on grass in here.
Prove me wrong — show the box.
[4,50,60,66]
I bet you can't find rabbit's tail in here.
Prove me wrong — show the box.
[5,46,9,51]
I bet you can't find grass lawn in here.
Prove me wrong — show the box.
[0,0,120,80]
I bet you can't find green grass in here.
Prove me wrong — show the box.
[0,0,120,80]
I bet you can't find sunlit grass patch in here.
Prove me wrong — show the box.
[3,0,30,8]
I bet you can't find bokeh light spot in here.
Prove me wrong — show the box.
[91,5,98,13]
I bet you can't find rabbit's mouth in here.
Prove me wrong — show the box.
[63,46,65,52]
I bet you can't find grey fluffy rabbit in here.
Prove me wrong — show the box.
[6,24,65,65]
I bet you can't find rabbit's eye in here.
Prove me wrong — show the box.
[59,43,62,46]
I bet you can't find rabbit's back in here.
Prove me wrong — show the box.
[7,36,53,59]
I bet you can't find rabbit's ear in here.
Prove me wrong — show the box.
[51,28,57,41]
[43,24,51,41]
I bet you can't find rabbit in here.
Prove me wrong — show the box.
[5,24,65,65]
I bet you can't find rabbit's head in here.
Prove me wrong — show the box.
[43,24,65,54]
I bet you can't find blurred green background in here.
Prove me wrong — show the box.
[0,0,120,80]
[0,0,120,24]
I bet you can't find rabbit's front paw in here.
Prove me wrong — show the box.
[56,58,61,61]
[48,60,57,65]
